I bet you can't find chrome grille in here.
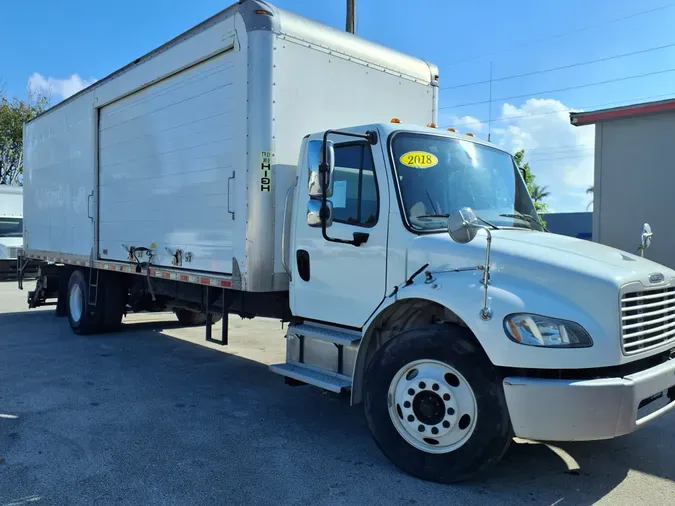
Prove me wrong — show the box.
[621,286,675,355]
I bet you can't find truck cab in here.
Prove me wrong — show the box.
[278,121,675,483]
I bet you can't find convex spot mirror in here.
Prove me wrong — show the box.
[308,139,335,198]
[448,207,480,244]
[641,222,653,251]
[307,199,333,228]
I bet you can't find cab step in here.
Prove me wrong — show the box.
[288,323,361,346]
[269,362,352,393]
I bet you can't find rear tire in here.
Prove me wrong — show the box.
[174,309,222,326]
[100,272,126,332]
[363,324,512,483]
[67,270,103,335]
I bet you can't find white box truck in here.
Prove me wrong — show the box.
[0,185,24,278]
[18,0,675,483]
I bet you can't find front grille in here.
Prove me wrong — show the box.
[8,247,19,258]
[621,286,675,355]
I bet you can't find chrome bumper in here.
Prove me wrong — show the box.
[503,357,675,441]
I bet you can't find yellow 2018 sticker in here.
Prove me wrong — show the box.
[399,151,438,169]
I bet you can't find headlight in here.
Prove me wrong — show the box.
[503,314,593,348]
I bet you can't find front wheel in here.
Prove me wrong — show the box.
[363,324,512,483]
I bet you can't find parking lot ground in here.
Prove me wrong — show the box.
[1,280,675,505]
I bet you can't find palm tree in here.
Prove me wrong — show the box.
[530,184,550,203]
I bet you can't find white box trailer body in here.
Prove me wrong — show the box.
[0,186,24,274]
[22,0,437,293]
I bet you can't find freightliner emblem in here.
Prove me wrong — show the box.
[649,273,665,283]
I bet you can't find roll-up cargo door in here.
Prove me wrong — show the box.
[97,50,240,274]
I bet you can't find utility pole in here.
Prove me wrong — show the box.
[346,0,356,34]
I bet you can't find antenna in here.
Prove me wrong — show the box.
[488,61,493,142]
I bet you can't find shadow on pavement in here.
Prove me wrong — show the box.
[1,309,674,505]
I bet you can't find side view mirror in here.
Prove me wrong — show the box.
[447,207,480,244]
[307,199,333,228]
[639,222,653,257]
[307,139,335,198]
[446,207,493,321]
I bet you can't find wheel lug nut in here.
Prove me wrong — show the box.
[418,425,425,432]
[408,388,415,396]
[431,427,439,435]
[407,415,415,422]
[443,420,450,428]
[432,383,439,391]
[419,381,426,389]
[447,407,455,415]
[403,401,411,408]
[443,393,451,401]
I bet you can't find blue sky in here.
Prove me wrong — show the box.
[3,0,675,212]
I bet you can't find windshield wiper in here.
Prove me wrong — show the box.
[499,212,548,231]
[415,214,501,230]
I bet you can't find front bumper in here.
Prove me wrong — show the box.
[503,357,675,441]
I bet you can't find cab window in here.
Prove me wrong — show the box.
[329,143,378,227]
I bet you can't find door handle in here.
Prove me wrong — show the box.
[227,171,235,220]
[87,191,94,222]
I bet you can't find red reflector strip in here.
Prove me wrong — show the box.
[179,274,190,281]
[161,272,172,279]
[200,277,210,285]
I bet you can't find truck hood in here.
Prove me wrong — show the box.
[406,230,675,289]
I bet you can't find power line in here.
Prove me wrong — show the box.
[445,2,675,66]
[442,90,675,131]
[528,146,594,156]
[441,67,675,109]
[525,153,594,163]
[442,42,675,90]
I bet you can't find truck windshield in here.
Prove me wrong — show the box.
[390,132,543,232]
[0,218,23,237]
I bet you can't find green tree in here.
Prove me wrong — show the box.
[514,149,550,216]
[0,87,50,185]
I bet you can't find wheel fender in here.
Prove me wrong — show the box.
[352,272,487,405]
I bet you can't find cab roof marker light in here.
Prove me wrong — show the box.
[255,9,273,15]
[466,132,475,137]
[427,123,437,128]
[447,128,456,132]
[391,118,402,123]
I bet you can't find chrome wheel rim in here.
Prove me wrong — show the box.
[69,283,83,323]
[387,359,477,454]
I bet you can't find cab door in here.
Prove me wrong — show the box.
[290,128,389,328]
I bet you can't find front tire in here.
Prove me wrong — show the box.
[363,324,512,483]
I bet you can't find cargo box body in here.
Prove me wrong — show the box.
[22,0,437,292]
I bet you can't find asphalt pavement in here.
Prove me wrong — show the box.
[1,280,674,505]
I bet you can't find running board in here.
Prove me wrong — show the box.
[288,323,361,346]
[269,362,352,393]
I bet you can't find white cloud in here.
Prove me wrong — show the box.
[492,98,595,213]
[442,114,486,134]
[27,73,96,101]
